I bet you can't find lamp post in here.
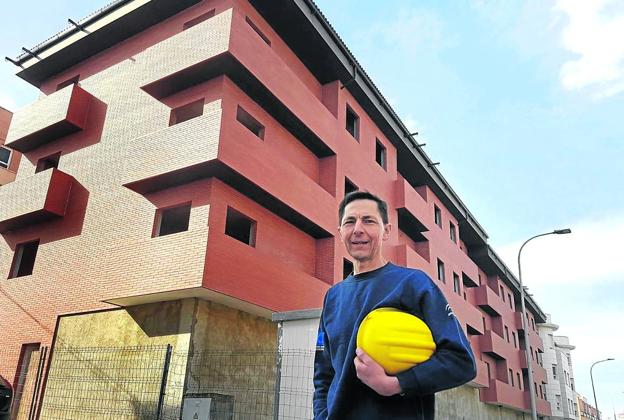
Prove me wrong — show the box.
[591,358,614,420]
[518,228,571,420]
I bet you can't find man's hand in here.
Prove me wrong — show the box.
[354,348,403,396]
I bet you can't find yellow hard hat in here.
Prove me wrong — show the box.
[356,307,436,375]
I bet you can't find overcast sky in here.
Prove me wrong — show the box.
[1,0,623,417]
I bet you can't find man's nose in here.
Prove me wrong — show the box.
[353,218,365,232]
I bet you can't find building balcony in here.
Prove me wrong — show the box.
[469,359,489,388]
[524,393,552,417]
[5,85,95,153]
[0,168,74,232]
[481,378,525,410]
[534,364,547,384]
[394,243,430,273]
[202,230,329,313]
[519,351,547,382]
[394,175,430,234]
[140,11,335,159]
[514,311,525,331]
[479,330,515,360]
[529,328,544,350]
[123,101,334,239]
[121,103,222,193]
[445,291,485,336]
[475,284,507,316]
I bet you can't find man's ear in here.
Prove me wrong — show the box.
[382,223,392,241]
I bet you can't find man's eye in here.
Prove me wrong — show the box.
[343,220,354,225]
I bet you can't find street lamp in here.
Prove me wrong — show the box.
[518,228,572,420]
[591,358,614,420]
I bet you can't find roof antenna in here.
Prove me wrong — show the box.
[68,18,90,33]
[4,57,23,68]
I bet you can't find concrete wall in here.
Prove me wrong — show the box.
[185,300,277,420]
[436,386,528,420]
[38,300,194,419]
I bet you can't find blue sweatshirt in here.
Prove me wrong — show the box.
[313,263,476,419]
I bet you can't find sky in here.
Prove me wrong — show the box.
[1,0,623,417]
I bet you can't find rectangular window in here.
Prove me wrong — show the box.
[246,16,271,46]
[505,326,509,342]
[9,240,39,278]
[344,177,358,196]
[484,361,491,381]
[453,272,460,294]
[170,98,204,126]
[509,369,514,386]
[345,105,359,140]
[437,259,445,283]
[56,75,80,91]
[508,293,513,309]
[434,205,442,227]
[183,9,216,30]
[517,372,522,390]
[35,152,61,173]
[225,207,256,247]
[375,139,386,170]
[343,258,353,278]
[500,285,505,301]
[449,222,457,243]
[236,106,265,139]
[0,146,11,168]
[512,331,517,348]
[552,364,557,379]
[153,203,191,237]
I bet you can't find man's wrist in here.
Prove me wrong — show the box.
[384,376,403,396]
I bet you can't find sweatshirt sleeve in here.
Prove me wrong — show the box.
[396,276,477,396]
[313,302,334,419]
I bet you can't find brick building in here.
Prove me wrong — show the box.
[0,106,20,186]
[0,0,552,418]
[577,394,600,420]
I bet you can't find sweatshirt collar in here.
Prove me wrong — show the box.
[352,262,391,280]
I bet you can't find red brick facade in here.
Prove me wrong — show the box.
[0,0,551,416]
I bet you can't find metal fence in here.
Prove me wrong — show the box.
[4,345,316,420]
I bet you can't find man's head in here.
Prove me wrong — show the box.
[338,191,391,269]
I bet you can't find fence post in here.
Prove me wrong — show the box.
[27,346,47,420]
[273,321,283,420]
[156,345,173,420]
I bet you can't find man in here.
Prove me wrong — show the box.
[313,191,476,419]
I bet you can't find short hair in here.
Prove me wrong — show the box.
[338,191,389,225]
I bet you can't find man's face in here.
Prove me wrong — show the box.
[339,199,390,264]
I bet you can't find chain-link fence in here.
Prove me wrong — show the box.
[3,345,316,420]
[39,346,171,420]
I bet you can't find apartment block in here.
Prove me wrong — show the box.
[0,0,553,418]
[0,106,20,186]
[577,394,601,420]
[539,315,578,419]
